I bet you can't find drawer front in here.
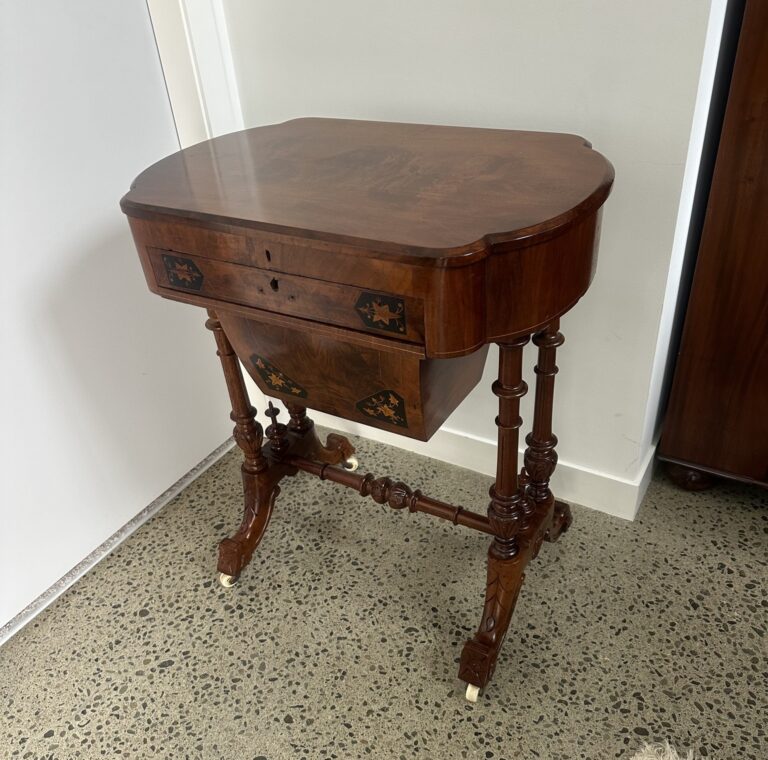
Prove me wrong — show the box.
[219,311,429,439]
[218,311,489,442]
[148,247,424,342]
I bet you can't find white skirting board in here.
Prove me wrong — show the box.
[0,438,235,648]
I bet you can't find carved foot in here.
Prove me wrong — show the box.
[545,499,572,543]
[459,551,526,690]
[665,462,716,491]
[217,466,281,580]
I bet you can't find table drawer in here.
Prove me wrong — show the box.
[218,310,488,441]
[148,247,424,343]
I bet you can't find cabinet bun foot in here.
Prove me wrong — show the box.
[665,462,716,491]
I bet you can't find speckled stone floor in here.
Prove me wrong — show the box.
[2,430,766,759]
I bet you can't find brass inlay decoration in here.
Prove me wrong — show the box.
[356,390,408,428]
[355,292,406,334]
[162,254,203,291]
[250,355,307,398]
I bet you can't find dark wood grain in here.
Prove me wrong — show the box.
[217,310,488,441]
[127,202,605,358]
[659,0,768,487]
[121,118,613,699]
[122,118,613,257]
[459,337,531,688]
[288,456,496,536]
[148,247,426,343]
[524,321,564,505]
[205,310,274,579]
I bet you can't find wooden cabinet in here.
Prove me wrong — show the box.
[659,0,768,488]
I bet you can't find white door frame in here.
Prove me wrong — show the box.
[146,0,243,146]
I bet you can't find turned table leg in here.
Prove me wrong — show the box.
[459,323,573,700]
[459,336,531,701]
[205,310,278,586]
[524,320,572,542]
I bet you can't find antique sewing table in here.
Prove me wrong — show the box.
[121,118,613,701]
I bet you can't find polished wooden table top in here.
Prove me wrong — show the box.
[122,117,613,260]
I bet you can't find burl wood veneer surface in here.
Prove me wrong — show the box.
[122,118,613,256]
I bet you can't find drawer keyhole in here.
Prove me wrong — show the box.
[269,277,279,292]
[265,249,271,262]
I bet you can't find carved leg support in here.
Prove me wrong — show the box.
[285,402,356,467]
[202,320,357,583]
[206,310,277,580]
[460,337,531,693]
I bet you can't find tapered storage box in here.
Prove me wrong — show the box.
[218,310,489,441]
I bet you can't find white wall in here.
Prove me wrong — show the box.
[0,1,231,628]
[213,0,720,518]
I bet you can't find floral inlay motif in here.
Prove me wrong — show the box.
[356,389,408,428]
[250,355,307,398]
[162,254,203,291]
[355,292,406,334]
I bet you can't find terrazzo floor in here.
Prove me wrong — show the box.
[2,430,766,759]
